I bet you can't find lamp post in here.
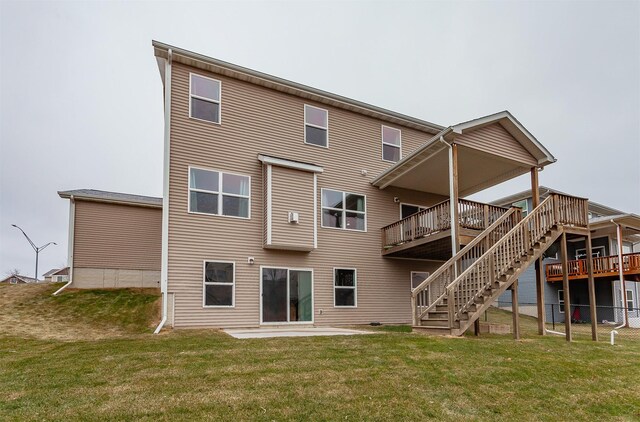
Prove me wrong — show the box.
[11,224,56,282]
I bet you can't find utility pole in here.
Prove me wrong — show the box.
[11,224,56,282]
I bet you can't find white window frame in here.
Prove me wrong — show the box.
[558,289,565,313]
[188,166,251,219]
[9,278,17,284]
[399,203,427,219]
[627,289,635,311]
[189,73,222,125]
[320,188,367,232]
[303,104,329,148]
[411,271,430,290]
[333,267,357,308]
[381,125,402,163]
[512,199,529,216]
[575,246,605,260]
[202,260,235,308]
[259,266,314,325]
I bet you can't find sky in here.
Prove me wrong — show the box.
[1,0,639,278]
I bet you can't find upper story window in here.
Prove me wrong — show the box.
[382,126,401,162]
[304,105,328,147]
[189,167,250,218]
[512,199,529,216]
[190,73,221,124]
[321,189,366,231]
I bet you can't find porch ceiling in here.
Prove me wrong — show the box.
[372,111,556,197]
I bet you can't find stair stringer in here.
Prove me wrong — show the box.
[450,227,564,336]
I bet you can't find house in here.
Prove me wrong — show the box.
[493,187,640,328]
[0,275,38,284]
[57,189,161,289]
[43,267,70,283]
[142,40,599,337]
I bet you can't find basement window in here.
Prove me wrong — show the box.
[203,261,235,307]
[382,126,401,162]
[190,73,221,124]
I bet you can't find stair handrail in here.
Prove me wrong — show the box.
[445,193,589,326]
[410,206,522,323]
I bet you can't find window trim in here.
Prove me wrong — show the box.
[259,266,315,325]
[381,125,402,163]
[575,246,605,260]
[399,202,427,219]
[627,289,635,311]
[411,271,430,291]
[303,104,329,148]
[202,260,236,308]
[187,165,251,220]
[558,289,565,313]
[320,188,367,232]
[189,72,222,125]
[512,199,529,216]
[333,267,357,308]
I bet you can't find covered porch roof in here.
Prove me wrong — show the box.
[372,111,556,196]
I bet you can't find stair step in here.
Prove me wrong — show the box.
[426,311,448,320]
[419,318,450,327]
[413,325,452,336]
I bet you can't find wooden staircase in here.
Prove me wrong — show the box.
[411,193,589,336]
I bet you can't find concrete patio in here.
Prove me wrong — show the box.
[223,327,375,339]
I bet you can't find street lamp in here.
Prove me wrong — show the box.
[11,224,56,282]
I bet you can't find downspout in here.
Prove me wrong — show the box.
[154,48,172,334]
[53,195,75,296]
[612,220,628,329]
[437,136,458,270]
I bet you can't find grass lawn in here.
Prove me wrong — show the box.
[1,284,639,421]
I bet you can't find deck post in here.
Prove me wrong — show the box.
[530,167,545,336]
[560,231,571,342]
[585,232,598,341]
[617,224,629,328]
[511,279,520,340]
[449,143,460,258]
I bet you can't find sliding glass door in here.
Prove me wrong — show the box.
[261,267,313,324]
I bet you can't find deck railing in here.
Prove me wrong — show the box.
[546,252,640,281]
[410,207,522,324]
[381,199,508,250]
[445,194,589,325]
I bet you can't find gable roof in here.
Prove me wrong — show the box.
[58,189,162,208]
[0,275,38,283]
[152,40,444,135]
[43,268,60,277]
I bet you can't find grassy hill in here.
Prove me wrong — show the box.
[0,283,639,421]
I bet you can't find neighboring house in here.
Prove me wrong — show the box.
[0,275,38,284]
[43,268,70,283]
[493,187,640,327]
[146,40,588,333]
[58,189,162,289]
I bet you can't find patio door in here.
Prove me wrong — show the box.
[261,267,313,324]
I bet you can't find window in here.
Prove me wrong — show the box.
[382,126,401,162]
[55,275,63,282]
[512,199,529,216]
[189,167,250,218]
[627,289,634,312]
[304,105,328,147]
[203,261,234,307]
[400,203,426,219]
[321,189,366,231]
[334,268,357,307]
[575,246,605,260]
[558,290,565,313]
[190,73,221,124]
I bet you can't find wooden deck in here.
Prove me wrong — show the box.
[381,199,508,259]
[546,252,640,282]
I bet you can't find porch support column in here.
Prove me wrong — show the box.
[531,167,545,335]
[560,231,571,342]
[449,143,460,259]
[617,224,629,328]
[511,279,520,340]
[586,232,598,341]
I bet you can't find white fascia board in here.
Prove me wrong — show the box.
[258,154,323,173]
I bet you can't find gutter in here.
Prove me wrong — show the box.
[155,48,172,334]
[53,195,75,296]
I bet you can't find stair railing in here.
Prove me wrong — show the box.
[410,206,522,325]
[445,194,589,326]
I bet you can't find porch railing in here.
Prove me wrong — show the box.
[546,252,640,281]
[381,199,509,250]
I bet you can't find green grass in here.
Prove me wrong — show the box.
[0,284,639,421]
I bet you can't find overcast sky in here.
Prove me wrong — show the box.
[1,1,639,278]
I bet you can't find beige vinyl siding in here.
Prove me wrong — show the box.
[73,200,161,270]
[167,62,448,328]
[268,165,315,251]
[455,123,538,167]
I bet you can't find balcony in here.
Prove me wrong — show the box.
[381,199,509,260]
[546,252,640,282]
